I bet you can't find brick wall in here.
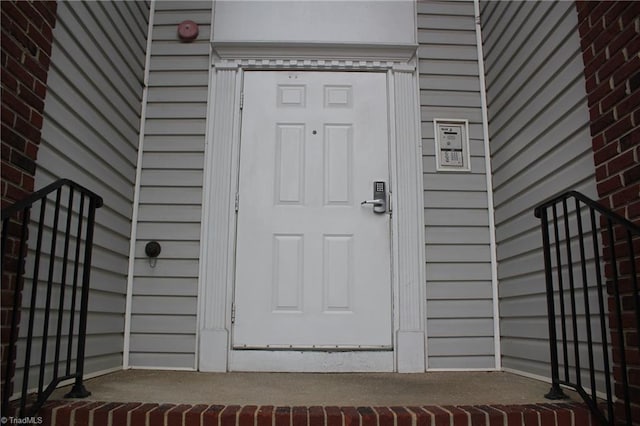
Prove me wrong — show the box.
[1,0,57,401]
[575,1,639,424]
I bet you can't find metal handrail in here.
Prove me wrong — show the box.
[535,190,639,425]
[1,179,103,417]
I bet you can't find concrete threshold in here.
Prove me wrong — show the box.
[50,370,577,406]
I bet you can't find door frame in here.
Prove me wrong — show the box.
[197,47,426,372]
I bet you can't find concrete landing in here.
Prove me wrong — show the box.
[36,371,598,426]
[50,370,576,406]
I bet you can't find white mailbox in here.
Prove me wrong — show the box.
[434,119,471,172]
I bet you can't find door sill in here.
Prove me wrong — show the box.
[229,349,394,372]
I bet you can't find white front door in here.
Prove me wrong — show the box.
[233,71,391,349]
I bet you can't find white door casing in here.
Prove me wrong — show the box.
[198,57,425,373]
[233,71,392,349]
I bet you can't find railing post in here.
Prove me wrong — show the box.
[64,195,95,399]
[540,207,568,400]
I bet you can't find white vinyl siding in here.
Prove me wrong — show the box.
[129,1,212,369]
[418,1,495,369]
[480,1,597,379]
[28,0,149,382]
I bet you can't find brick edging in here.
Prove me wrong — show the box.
[34,401,597,426]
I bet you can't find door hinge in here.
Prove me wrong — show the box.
[231,304,236,324]
[235,193,239,212]
[239,91,244,110]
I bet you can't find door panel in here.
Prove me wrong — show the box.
[233,71,391,349]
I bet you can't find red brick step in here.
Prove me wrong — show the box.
[34,400,596,426]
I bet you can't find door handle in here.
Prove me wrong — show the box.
[361,181,387,214]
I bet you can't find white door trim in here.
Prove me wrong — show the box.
[198,56,426,373]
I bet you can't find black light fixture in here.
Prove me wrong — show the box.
[145,241,161,268]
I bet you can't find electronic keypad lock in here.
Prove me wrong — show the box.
[361,181,387,214]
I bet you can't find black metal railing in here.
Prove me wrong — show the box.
[1,179,103,417]
[535,191,639,425]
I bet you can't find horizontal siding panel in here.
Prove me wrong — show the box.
[131,2,211,369]
[21,311,124,336]
[424,209,489,226]
[138,187,202,205]
[151,41,210,56]
[494,154,596,224]
[486,4,570,93]
[417,2,474,16]
[131,296,197,315]
[419,60,479,76]
[133,277,199,297]
[41,95,137,174]
[426,281,493,300]
[418,29,476,45]
[490,79,587,161]
[140,170,203,187]
[128,353,195,369]
[481,0,596,383]
[135,241,201,259]
[421,106,482,122]
[419,0,494,368]
[147,87,209,102]
[137,205,202,222]
[424,191,488,209]
[418,15,475,31]
[489,26,582,130]
[419,75,480,92]
[500,317,550,340]
[148,71,209,86]
[50,11,141,107]
[420,91,482,108]
[428,355,495,369]
[500,337,551,364]
[130,314,196,334]
[87,269,129,294]
[423,174,487,191]
[82,2,146,78]
[86,291,126,314]
[134,258,200,278]
[494,179,597,244]
[427,299,493,318]
[129,334,196,353]
[499,293,548,318]
[84,353,125,374]
[142,135,205,152]
[153,10,212,25]
[47,49,140,131]
[491,97,588,171]
[494,250,543,280]
[134,259,200,278]
[498,272,546,299]
[427,318,494,337]
[426,244,491,262]
[418,45,478,61]
[155,1,212,11]
[142,153,205,169]
[146,103,207,119]
[501,356,550,379]
[425,226,490,245]
[493,128,593,202]
[152,25,212,41]
[427,337,495,356]
[28,0,149,386]
[427,262,492,281]
[144,118,207,135]
[136,222,201,240]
